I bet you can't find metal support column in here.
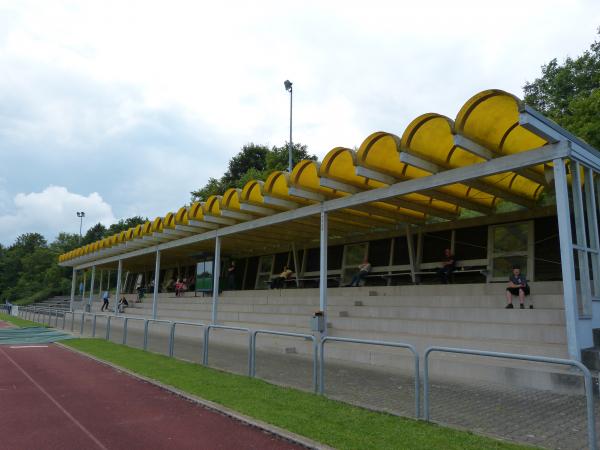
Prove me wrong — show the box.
[212,235,221,324]
[584,167,600,296]
[152,249,161,320]
[319,208,328,335]
[572,161,592,315]
[98,270,103,298]
[292,242,300,287]
[114,260,123,315]
[81,270,87,302]
[69,268,77,312]
[554,158,580,360]
[87,266,96,312]
[406,224,417,284]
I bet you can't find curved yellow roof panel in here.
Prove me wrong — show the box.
[204,195,222,216]
[455,89,547,156]
[402,112,543,200]
[356,132,407,177]
[264,171,289,198]
[141,221,152,236]
[402,114,482,168]
[151,217,164,233]
[222,188,242,211]
[125,228,135,241]
[321,147,384,190]
[133,225,143,239]
[163,214,175,230]
[188,202,204,221]
[175,207,189,225]
[290,160,337,196]
[241,180,265,205]
[118,231,127,243]
[109,235,118,246]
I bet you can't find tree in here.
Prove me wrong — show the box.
[190,142,317,202]
[106,216,147,235]
[82,223,107,245]
[523,31,600,148]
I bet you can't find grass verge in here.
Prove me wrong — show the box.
[62,338,532,450]
[0,312,48,328]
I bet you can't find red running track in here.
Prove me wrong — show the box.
[0,343,304,450]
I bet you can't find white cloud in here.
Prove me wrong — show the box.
[0,0,599,243]
[0,186,115,245]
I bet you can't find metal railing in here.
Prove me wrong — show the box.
[143,319,173,351]
[319,336,420,418]
[169,321,206,358]
[123,316,146,345]
[251,329,318,393]
[202,324,251,373]
[424,346,596,450]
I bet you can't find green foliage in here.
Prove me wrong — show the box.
[191,142,316,202]
[524,31,600,148]
[0,312,49,327]
[0,215,148,305]
[106,216,147,235]
[64,339,529,450]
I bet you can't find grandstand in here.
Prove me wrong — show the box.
[59,88,600,383]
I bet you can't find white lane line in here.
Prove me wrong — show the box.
[9,345,49,349]
[0,346,109,450]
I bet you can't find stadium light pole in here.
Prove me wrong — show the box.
[77,211,85,242]
[284,79,293,173]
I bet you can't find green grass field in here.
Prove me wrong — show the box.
[0,312,48,328]
[0,314,534,449]
[61,339,533,450]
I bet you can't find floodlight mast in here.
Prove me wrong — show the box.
[77,211,85,242]
[284,80,293,173]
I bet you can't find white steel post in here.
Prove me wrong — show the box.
[81,270,87,302]
[319,208,328,335]
[87,266,96,312]
[212,235,221,324]
[584,167,600,296]
[98,270,103,299]
[114,260,123,315]
[292,242,300,287]
[70,268,77,312]
[152,250,161,320]
[406,224,417,284]
[554,158,580,360]
[571,161,592,316]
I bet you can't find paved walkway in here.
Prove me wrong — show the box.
[64,314,598,449]
[0,342,304,450]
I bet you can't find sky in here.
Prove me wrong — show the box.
[0,0,599,245]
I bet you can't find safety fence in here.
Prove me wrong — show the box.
[14,305,597,448]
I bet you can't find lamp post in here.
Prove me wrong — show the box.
[284,79,293,173]
[77,211,85,242]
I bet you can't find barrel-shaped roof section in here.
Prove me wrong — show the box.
[60,89,576,264]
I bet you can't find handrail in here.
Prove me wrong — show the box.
[320,336,420,418]
[424,346,596,450]
[169,321,206,358]
[251,329,317,392]
[202,324,251,370]
[143,319,173,351]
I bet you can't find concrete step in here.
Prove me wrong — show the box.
[220,281,565,298]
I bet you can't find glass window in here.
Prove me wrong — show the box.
[489,221,533,281]
[422,231,452,263]
[342,243,368,284]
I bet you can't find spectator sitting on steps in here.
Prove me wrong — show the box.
[118,296,129,313]
[271,266,293,289]
[505,265,532,309]
[437,248,456,284]
[348,259,372,287]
